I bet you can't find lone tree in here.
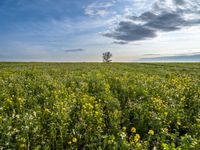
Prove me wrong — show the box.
[102,52,112,62]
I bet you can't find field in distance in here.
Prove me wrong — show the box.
[0,63,200,149]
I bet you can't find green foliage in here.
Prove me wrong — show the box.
[0,63,200,149]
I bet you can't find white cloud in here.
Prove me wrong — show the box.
[85,0,116,17]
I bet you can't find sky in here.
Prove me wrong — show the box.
[0,0,200,62]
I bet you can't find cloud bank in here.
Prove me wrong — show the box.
[103,0,200,44]
[64,49,85,53]
[140,53,200,62]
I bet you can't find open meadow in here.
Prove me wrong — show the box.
[0,63,200,149]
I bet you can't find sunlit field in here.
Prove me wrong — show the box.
[0,63,200,149]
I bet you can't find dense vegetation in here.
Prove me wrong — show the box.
[0,63,200,149]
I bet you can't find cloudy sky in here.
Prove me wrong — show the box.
[0,0,200,62]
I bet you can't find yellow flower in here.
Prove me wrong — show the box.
[122,126,126,131]
[6,98,12,104]
[134,134,140,142]
[148,129,154,136]
[44,108,51,113]
[131,127,136,133]
[136,143,142,148]
[68,141,72,145]
[177,121,181,126]
[19,144,26,148]
[72,137,77,143]
[95,111,99,116]
[130,141,134,145]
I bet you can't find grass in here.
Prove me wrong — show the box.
[0,63,200,149]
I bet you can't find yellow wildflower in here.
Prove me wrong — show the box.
[68,141,72,145]
[44,108,51,113]
[19,144,26,148]
[95,111,99,116]
[122,126,126,131]
[148,129,154,136]
[134,134,140,142]
[131,127,136,133]
[130,141,134,145]
[177,121,181,126]
[6,98,12,104]
[136,143,142,148]
[72,137,77,143]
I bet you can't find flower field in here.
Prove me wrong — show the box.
[0,63,200,149]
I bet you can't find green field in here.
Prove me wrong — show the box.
[0,63,200,149]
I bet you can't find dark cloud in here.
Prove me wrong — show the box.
[103,21,157,42]
[144,12,186,32]
[131,12,158,21]
[113,41,128,44]
[64,49,85,53]
[103,0,200,44]
[174,0,186,5]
